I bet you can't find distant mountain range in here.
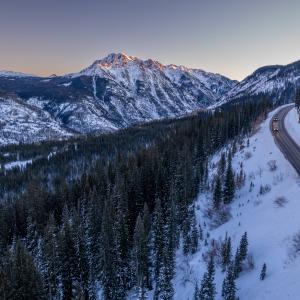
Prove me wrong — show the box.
[0,53,300,145]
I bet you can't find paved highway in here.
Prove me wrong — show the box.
[270,104,300,175]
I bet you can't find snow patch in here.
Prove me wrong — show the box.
[61,82,72,87]
[4,159,32,170]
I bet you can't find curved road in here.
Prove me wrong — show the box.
[270,104,300,175]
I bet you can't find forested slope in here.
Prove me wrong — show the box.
[0,97,271,299]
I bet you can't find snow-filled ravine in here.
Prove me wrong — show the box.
[171,105,300,300]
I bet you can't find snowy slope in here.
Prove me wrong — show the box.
[172,105,300,299]
[0,53,236,145]
[217,60,300,107]
[0,98,73,145]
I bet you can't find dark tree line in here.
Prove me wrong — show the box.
[0,98,271,299]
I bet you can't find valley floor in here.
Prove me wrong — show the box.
[172,105,300,299]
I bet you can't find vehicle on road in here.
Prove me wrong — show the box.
[271,105,300,176]
[272,117,279,133]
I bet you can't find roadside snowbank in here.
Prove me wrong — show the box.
[285,107,300,147]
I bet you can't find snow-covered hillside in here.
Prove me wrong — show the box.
[218,60,300,107]
[172,105,300,299]
[0,98,72,145]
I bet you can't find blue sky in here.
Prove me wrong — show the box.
[1,0,300,79]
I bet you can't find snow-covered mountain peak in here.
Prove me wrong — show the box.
[70,53,142,77]
[62,54,234,107]
[95,52,139,67]
[79,53,168,75]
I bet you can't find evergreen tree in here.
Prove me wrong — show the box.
[100,195,126,300]
[165,198,177,274]
[42,214,59,299]
[222,263,236,300]
[154,198,176,300]
[0,241,45,300]
[73,205,90,299]
[153,197,164,279]
[86,189,103,297]
[26,216,39,258]
[199,224,203,241]
[260,263,267,281]
[154,247,174,300]
[142,202,152,289]
[228,150,232,164]
[199,257,216,300]
[219,152,226,175]
[194,282,199,300]
[239,232,248,261]
[25,216,44,278]
[221,234,232,272]
[191,215,199,254]
[232,233,249,279]
[142,202,151,237]
[132,214,150,297]
[223,157,235,204]
[183,206,199,256]
[113,185,131,297]
[213,176,222,210]
[182,215,192,256]
[233,248,242,279]
[58,214,78,300]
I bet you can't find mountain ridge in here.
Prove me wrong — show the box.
[0,53,236,145]
[1,53,300,145]
[217,59,300,107]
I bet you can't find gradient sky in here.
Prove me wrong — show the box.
[1,0,300,80]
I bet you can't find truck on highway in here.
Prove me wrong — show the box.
[272,118,279,132]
